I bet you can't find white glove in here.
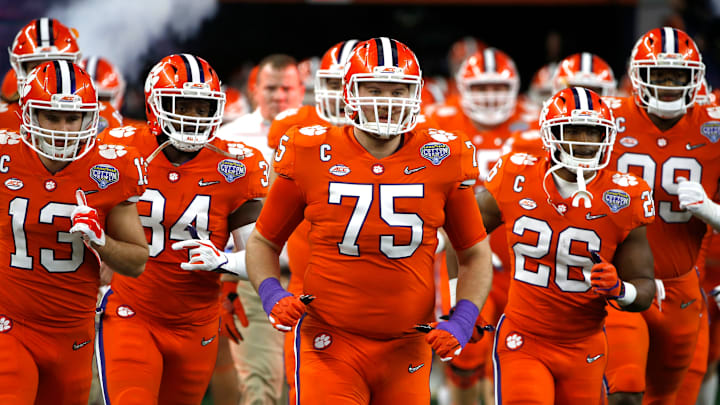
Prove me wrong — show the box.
[677,177,708,211]
[171,238,231,272]
[70,189,106,247]
[677,176,720,230]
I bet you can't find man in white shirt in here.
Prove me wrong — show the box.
[218,54,304,161]
[216,53,304,405]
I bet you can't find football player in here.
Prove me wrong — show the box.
[96,54,269,404]
[603,27,720,405]
[480,86,656,404]
[246,37,494,403]
[0,60,148,404]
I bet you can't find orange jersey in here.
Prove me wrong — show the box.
[0,130,145,327]
[485,153,654,340]
[97,101,123,134]
[268,105,328,150]
[0,101,21,130]
[429,103,536,182]
[607,96,720,279]
[258,125,486,339]
[103,125,269,326]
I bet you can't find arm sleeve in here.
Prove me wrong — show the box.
[255,176,306,247]
[444,186,488,251]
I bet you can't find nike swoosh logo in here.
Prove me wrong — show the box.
[404,166,426,175]
[73,340,91,351]
[408,363,425,373]
[198,179,220,187]
[585,213,607,220]
[586,354,604,363]
[686,143,706,150]
[201,335,216,346]
[681,299,696,309]
[83,190,99,195]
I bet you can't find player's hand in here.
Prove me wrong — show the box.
[416,299,478,362]
[219,281,248,344]
[268,294,314,332]
[258,277,314,332]
[677,177,709,214]
[172,238,229,272]
[439,311,494,343]
[70,189,106,247]
[590,251,624,299]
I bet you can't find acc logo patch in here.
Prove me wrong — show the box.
[519,198,537,210]
[619,136,638,148]
[329,164,351,176]
[510,153,538,166]
[700,122,720,143]
[603,189,631,213]
[90,164,120,189]
[420,142,450,165]
[4,178,23,190]
[505,332,524,350]
[313,333,332,350]
[218,159,246,182]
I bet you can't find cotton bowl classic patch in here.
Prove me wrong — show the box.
[217,159,246,182]
[602,189,630,213]
[90,164,120,189]
[420,142,450,165]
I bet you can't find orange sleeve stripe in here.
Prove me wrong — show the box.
[444,186,487,251]
[255,176,306,247]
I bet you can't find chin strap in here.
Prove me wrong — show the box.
[571,167,593,208]
[543,164,594,214]
[145,139,172,166]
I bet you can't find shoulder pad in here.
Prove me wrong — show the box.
[274,107,301,121]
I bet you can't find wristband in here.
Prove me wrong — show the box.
[616,281,637,307]
[258,277,291,316]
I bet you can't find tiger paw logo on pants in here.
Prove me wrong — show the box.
[0,315,13,333]
[313,333,332,350]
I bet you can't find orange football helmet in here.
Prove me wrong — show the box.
[315,39,359,125]
[540,87,617,208]
[144,54,226,151]
[540,87,616,171]
[447,36,487,77]
[79,56,126,112]
[1,69,18,102]
[695,78,717,106]
[9,18,81,91]
[552,53,617,96]
[629,26,705,118]
[20,60,99,161]
[344,37,423,138]
[456,47,520,125]
[527,62,557,108]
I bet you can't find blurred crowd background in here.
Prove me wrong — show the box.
[1,0,719,125]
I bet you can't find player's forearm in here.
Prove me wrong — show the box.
[95,237,148,277]
[246,230,283,292]
[621,277,656,312]
[455,238,493,310]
